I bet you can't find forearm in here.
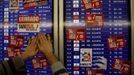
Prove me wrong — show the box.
[42,50,69,75]
[21,53,28,62]
[42,51,58,65]
[0,56,27,75]
[51,61,69,75]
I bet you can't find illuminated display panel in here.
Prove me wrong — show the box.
[64,0,131,75]
[0,0,53,75]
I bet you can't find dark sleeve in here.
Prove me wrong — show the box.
[51,62,69,75]
[0,56,27,75]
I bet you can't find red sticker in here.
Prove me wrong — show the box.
[95,70,104,75]
[82,0,102,11]
[10,35,17,47]
[107,36,117,50]
[39,57,47,68]
[107,35,126,50]
[112,59,131,74]
[87,69,96,75]
[16,35,24,47]
[82,0,93,11]
[91,0,100,2]
[112,59,124,71]
[92,1,101,9]
[14,48,22,56]
[115,35,125,49]
[18,15,40,32]
[95,14,104,27]
[86,14,104,27]
[23,0,37,9]
[86,69,104,75]
[23,0,48,9]
[120,60,131,74]
[9,35,24,48]
[6,47,21,58]
[9,0,19,12]
[66,28,86,41]
[86,14,95,26]
[32,56,48,70]
[32,58,41,69]
[6,47,14,57]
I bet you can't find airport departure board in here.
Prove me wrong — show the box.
[0,0,53,75]
[64,0,131,75]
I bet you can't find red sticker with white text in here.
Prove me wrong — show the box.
[86,69,104,75]
[9,0,19,12]
[82,0,102,11]
[107,35,126,50]
[9,35,24,48]
[82,0,93,11]
[112,59,131,74]
[115,35,126,49]
[86,14,104,27]
[18,15,40,32]
[23,0,48,9]
[120,60,131,74]
[6,47,21,58]
[66,28,86,41]
[32,56,48,69]
[107,36,117,50]
[92,0,101,9]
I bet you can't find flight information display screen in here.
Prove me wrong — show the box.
[0,0,53,75]
[64,0,131,75]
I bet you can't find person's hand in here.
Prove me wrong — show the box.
[37,33,53,55]
[37,33,58,65]
[22,37,38,61]
[94,57,107,70]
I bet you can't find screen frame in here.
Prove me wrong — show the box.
[59,0,64,63]
[53,0,59,58]
[131,0,134,74]
[59,0,134,74]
